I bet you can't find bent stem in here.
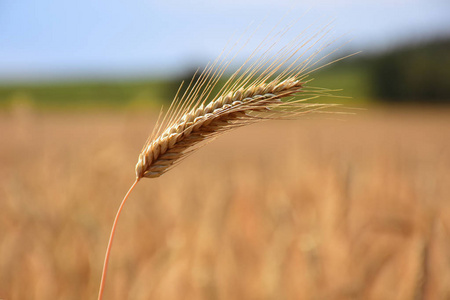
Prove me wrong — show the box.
[98,178,140,300]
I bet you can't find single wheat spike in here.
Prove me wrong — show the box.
[136,78,309,178]
[98,23,351,300]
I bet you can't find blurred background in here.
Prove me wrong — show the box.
[1,0,449,108]
[0,0,449,299]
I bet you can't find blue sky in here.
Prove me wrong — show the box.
[0,0,449,82]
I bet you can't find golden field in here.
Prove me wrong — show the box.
[0,107,449,299]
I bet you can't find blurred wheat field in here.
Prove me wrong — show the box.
[0,107,450,300]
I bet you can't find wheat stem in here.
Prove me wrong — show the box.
[98,178,140,300]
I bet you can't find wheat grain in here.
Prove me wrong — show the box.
[134,25,346,178]
[136,78,312,178]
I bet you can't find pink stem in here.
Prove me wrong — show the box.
[98,178,140,300]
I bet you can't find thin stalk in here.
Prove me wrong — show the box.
[98,178,140,300]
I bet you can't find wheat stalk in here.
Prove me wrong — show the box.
[98,22,351,300]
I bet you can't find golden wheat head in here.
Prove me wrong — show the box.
[135,24,347,179]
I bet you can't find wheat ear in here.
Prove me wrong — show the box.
[98,23,348,300]
[136,77,311,178]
